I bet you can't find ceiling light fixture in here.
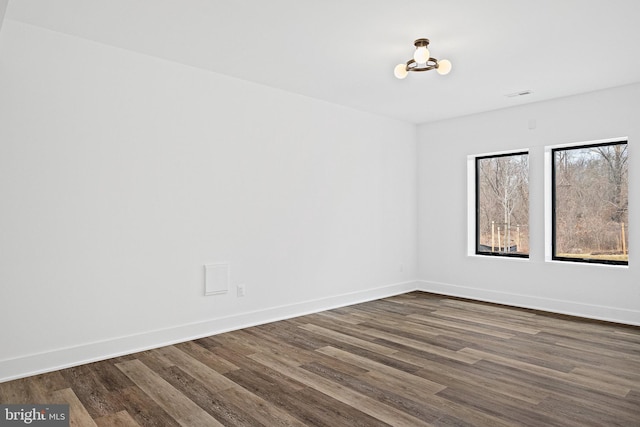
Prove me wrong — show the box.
[394,38,452,79]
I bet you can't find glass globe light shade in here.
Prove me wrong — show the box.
[436,59,452,75]
[413,46,430,64]
[394,63,408,79]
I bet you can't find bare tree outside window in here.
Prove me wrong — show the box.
[476,152,529,257]
[552,141,629,265]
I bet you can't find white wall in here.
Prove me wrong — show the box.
[418,83,640,325]
[0,0,7,33]
[0,21,418,381]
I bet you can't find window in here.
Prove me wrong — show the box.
[475,152,529,257]
[551,140,629,265]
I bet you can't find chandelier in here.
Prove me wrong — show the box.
[394,38,452,79]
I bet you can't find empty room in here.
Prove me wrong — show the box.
[0,1,638,426]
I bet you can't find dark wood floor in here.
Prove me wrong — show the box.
[1,292,639,426]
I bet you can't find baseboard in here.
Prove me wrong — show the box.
[417,280,640,326]
[0,280,419,383]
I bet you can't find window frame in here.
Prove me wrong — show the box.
[473,150,530,259]
[548,138,629,266]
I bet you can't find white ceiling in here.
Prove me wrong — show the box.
[4,0,640,124]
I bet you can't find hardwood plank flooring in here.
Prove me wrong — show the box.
[1,292,639,426]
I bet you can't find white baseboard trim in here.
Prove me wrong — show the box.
[0,280,419,383]
[417,280,640,326]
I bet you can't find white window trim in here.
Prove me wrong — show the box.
[544,136,629,268]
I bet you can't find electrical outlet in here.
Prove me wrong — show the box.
[237,284,245,297]
[399,263,404,272]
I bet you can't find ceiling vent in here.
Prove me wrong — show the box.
[505,90,533,98]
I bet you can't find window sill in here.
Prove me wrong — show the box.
[544,259,629,269]
[468,254,530,262]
